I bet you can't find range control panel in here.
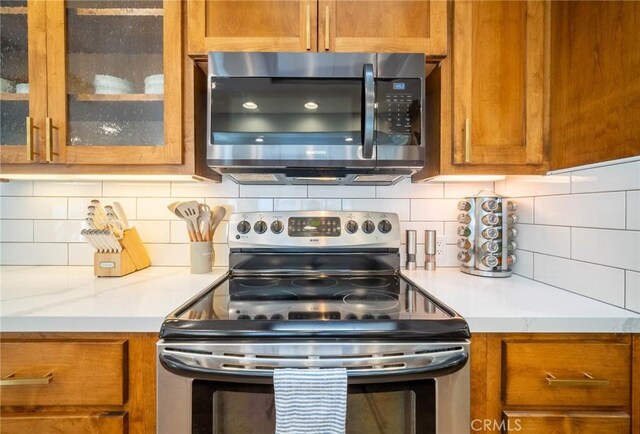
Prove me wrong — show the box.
[228,211,400,249]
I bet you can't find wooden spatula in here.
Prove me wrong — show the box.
[176,201,202,241]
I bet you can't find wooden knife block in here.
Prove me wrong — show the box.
[94,227,151,277]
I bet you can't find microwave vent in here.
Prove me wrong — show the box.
[353,174,404,183]
[227,173,280,184]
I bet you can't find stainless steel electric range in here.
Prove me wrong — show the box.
[158,211,470,434]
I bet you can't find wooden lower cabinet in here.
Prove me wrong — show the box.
[0,333,157,434]
[471,333,639,434]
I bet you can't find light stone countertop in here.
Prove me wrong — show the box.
[1,266,639,333]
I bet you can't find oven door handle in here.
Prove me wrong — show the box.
[361,63,375,159]
[159,348,468,381]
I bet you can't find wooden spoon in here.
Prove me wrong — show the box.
[210,206,226,239]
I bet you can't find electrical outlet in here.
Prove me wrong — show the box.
[436,236,446,259]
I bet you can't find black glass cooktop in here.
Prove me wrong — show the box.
[160,273,470,340]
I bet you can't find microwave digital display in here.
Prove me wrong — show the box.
[393,82,406,90]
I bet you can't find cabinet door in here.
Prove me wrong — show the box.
[0,412,126,434]
[0,0,47,165]
[188,0,316,55]
[503,411,630,434]
[44,0,182,165]
[319,0,446,55]
[452,0,545,166]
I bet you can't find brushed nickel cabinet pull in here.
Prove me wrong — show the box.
[305,3,311,50]
[324,5,330,51]
[546,371,609,387]
[464,118,471,163]
[25,116,34,161]
[1,372,53,386]
[45,117,53,162]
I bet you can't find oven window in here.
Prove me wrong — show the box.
[210,77,362,146]
[192,380,435,434]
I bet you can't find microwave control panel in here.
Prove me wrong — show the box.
[376,78,421,146]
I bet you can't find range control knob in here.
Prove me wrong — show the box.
[378,219,392,234]
[270,220,284,234]
[345,220,359,234]
[237,220,251,234]
[362,220,375,234]
[254,220,268,234]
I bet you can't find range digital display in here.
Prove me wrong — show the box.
[288,217,341,237]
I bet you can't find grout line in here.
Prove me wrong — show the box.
[534,251,636,272]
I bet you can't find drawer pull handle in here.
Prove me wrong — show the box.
[546,371,609,387]
[0,372,53,386]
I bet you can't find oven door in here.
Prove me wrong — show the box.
[207,52,376,170]
[157,341,470,434]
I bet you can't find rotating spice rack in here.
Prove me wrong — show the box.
[456,191,517,278]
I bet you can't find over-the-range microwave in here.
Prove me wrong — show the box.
[206,52,426,185]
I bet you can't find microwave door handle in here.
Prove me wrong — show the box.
[362,63,375,159]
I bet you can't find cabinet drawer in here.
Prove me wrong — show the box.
[0,341,126,406]
[0,412,126,434]
[503,411,630,434]
[504,342,630,407]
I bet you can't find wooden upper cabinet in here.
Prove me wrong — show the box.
[188,0,316,54]
[1,0,183,168]
[319,0,446,55]
[0,0,47,165]
[452,0,545,166]
[550,1,640,170]
[188,0,447,56]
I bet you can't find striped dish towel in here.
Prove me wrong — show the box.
[273,368,348,434]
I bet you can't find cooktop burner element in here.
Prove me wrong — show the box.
[348,277,391,288]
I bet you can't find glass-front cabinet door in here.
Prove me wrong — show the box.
[45,0,182,165]
[0,0,47,164]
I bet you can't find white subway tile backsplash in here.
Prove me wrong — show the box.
[68,197,136,220]
[170,220,191,244]
[274,198,342,211]
[309,185,375,198]
[534,253,625,307]
[342,199,410,220]
[626,271,640,313]
[204,198,274,218]
[410,199,459,221]
[513,197,533,224]
[571,161,640,193]
[103,182,170,197]
[0,181,33,196]
[512,249,533,279]
[443,221,460,244]
[535,192,626,229]
[0,220,33,242]
[376,179,442,199]
[516,224,571,258]
[627,191,640,230]
[146,243,189,266]
[131,220,170,244]
[68,243,94,266]
[399,221,444,244]
[571,228,640,272]
[171,178,239,198]
[240,184,306,198]
[34,220,83,243]
[443,181,494,199]
[499,175,571,197]
[1,197,67,219]
[34,181,102,197]
[1,243,68,265]
[1,159,639,313]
